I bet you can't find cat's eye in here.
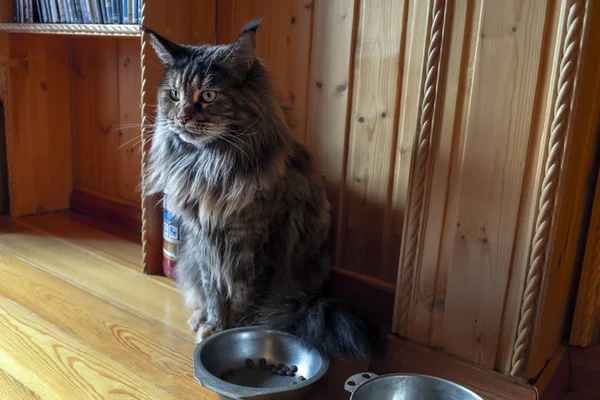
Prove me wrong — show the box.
[169,89,181,102]
[201,90,217,103]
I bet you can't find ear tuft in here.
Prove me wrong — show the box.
[141,25,186,65]
[226,18,263,74]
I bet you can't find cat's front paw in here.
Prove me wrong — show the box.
[195,324,219,343]
[187,309,207,332]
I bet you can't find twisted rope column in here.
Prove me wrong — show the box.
[510,0,585,376]
[139,1,151,272]
[396,0,445,334]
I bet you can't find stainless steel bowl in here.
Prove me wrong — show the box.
[194,326,329,399]
[344,372,483,400]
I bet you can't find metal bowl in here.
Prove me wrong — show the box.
[344,372,483,400]
[194,326,329,399]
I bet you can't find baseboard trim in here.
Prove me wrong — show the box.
[70,187,142,234]
[327,268,395,325]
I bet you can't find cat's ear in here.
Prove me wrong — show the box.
[141,26,187,65]
[229,18,262,71]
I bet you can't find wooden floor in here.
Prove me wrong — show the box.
[3,210,598,399]
[0,211,219,399]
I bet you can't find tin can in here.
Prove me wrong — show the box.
[162,190,183,279]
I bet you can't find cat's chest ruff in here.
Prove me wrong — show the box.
[194,186,257,227]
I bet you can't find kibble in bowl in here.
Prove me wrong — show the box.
[193,327,329,400]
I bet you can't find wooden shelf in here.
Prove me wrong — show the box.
[0,23,141,37]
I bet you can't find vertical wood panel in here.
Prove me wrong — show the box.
[389,0,435,339]
[5,34,72,216]
[305,0,356,258]
[94,39,120,198]
[526,0,600,377]
[71,38,97,191]
[338,0,405,283]
[0,3,12,23]
[117,40,142,204]
[72,37,142,205]
[216,0,313,142]
[438,0,548,369]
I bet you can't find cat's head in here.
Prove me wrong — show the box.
[142,20,266,146]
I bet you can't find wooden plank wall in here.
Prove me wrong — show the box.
[214,0,406,294]
[71,37,142,205]
[4,34,73,217]
[391,0,599,380]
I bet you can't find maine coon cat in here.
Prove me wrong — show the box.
[142,20,375,357]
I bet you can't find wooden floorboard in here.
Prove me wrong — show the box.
[0,216,192,340]
[17,212,177,291]
[0,296,180,399]
[19,211,142,272]
[0,249,217,400]
[0,367,40,400]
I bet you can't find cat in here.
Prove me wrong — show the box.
[142,20,376,358]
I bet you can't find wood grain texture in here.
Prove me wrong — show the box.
[439,0,548,369]
[0,249,218,400]
[388,0,430,309]
[71,186,142,233]
[389,0,552,370]
[5,34,72,216]
[117,39,143,203]
[216,0,313,143]
[393,0,447,336]
[72,37,142,205]
[0,296,179,400]
[0,218,192,339]
[337,0,406,283]
[18,211,142,272]
[397,0,467,345]
[526,0,600,376]
[0,367,39,400]
[305,0,356,258]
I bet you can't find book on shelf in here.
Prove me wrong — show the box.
[12,0,141,24]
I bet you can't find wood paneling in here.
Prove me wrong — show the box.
[386,0,600,379]
[538,0,600,373]
[71,37,142,205]
[337,0,406,283]
[70,186,142,233]
[437,0,548,369]
[216,0,313,143]
[304,0,356,254]
[4,34,72,216]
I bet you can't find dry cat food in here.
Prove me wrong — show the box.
[219,359,306,385]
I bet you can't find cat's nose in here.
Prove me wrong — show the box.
[179,115,192,125]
